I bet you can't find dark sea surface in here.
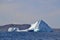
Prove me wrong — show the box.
[0,32,60,40]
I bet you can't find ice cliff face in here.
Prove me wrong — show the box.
[38,20,53,32]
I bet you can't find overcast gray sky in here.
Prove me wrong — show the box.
[0,0,60,28]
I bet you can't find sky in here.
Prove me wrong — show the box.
[0,0,60,28]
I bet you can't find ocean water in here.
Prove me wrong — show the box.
[0,32,60,40]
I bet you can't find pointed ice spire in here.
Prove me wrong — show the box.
[38,20,53,32]
[29,19,53,32]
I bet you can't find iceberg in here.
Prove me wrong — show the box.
[8,20,53,32]
[28,20,53,32]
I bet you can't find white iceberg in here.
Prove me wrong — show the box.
[8,20,53,32]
